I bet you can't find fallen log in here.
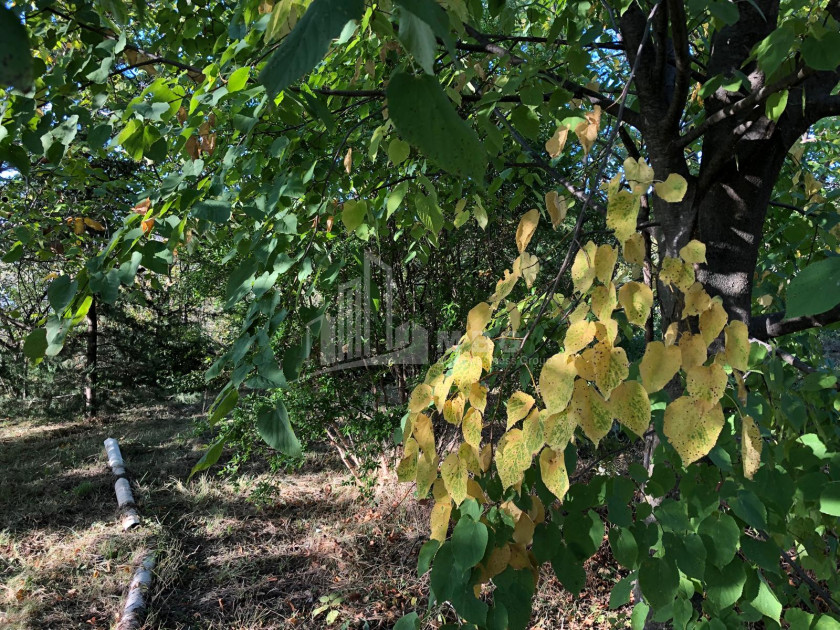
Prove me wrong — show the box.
[116,551,155,630]
[103,438,141,531]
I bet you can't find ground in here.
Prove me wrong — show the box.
[0,402,632,629]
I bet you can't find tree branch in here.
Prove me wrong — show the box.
[458,33,624,50]
[750,303,840,341]
[664,0,691,130]
[463,25,643,130]
[751,338,840,390]
[679,66,814,148]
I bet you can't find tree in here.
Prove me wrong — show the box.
[2,0,839,627]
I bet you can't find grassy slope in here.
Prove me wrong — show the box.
[0,403,631,629]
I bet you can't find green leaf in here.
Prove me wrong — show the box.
[638,556,679,609]
[341,199,367,232]
[754,26,795,78]
[47,275,78,313]
[551,545,586,595]
[394,612,420,630]
[417,540,440,577]
[392,0,456,59]
[785,257,840,318]
[0,6,33,90]
[609,527,638,568]
[227,66,250,92]
[397,8,437,75]
[258,0,364,98]
[765,90,788,122]
[801,31,840,71]
[610,574,635,609]
[256,400,302,457]
[190,439,226,477]
[388,138,410,165]
[193,199,232,223]
[23,328,48,361]
[493,568,536,630]
[749,576,782,623]
[819,482,840,517]
[698,512,740,568]
[705,558,746,610]
[386,72,487,182]
[209,387,239,425]
[450,515,487,570]
[2,242,23,263]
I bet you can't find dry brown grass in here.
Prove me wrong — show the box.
[0,403,632,629]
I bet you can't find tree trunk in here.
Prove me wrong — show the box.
[85,298,98,418]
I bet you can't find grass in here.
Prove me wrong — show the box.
[0,402,633,629]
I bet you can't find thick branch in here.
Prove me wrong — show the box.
[750,303,840,341]
[664,0,691,129]
[679,66,813,148]
[458,33,624,50]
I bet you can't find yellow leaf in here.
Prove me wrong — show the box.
[594,244,618,283]
[469,383,487,412]
[659,257,684,288]
[609,380,650,437]
[742,415,762,480]
[528,495,546,524]
[453,351,483,392]
[515,252,540,289]
[568,302,590,324]
[686,363,728,408]
[699,298,727,346]
[471,335,494,372]
[343,147,353,174]
[592,341,629,400]
[623,233,646,265]
[663,397,724,466]
[679,239,706,264]
[416,454,438,498]
[73,217,85,235]
[515,209,540,254]
[490,269,519,307]
[653,173,688,203]
[507,391,536,429]
[459,443,482,475]
[539,352,577,414]
[571,241,598,294]
[408,384,433,413]
[573,379,613,445]
[575,349,597,382]
[545,190,567,228]
[485,544,512,578]
[607,190,641,243]
[682,282,712,318]
[479,443,492,472]
[542,409,576,450]
[545,125,570,158]
[574,106,601,155]
[523,409,544,454]
[594,319,618,345]
[676,261,696,293]
[618,281,653,327]
[467,302,492,340]
[679,332,707,369]
[443,393,465,425]
[564,320,596,354]
[513,512,536,545]
[463,407,483,449]
[591,283,617,322]
[83,218,105,231]
[441,451,468,505]
[733,369,748,405]
[430,498,452,541]
[396,438,419,482]
[664,322,680,346]
[433,374,454,413]
[724,320,750,371]
[467,479,488,504]
[623,157,654,191]
[539,447,570,501]
[640,341,682,393]
[412,413,435,458]
[496,429,531,489]
[425,362,445,386]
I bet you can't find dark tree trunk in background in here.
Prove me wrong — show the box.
[85,298,97,418]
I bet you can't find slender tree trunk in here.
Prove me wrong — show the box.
[85,298,98,418]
